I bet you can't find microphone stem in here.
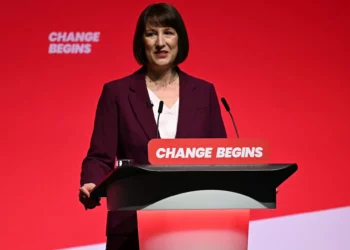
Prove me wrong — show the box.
[156,114,160,138]
[229,112,240,138]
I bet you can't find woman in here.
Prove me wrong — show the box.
[79,3,227,250]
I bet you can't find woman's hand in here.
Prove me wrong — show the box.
[79,183,101,209]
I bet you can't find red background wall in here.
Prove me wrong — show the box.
[1,0,349,249]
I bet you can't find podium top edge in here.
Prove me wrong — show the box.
[121,163,297,172]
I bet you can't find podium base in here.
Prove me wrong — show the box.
[137,210,250,250]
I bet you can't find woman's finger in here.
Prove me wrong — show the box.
[79,187,90,198]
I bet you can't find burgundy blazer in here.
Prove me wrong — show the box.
[80,66,227,237]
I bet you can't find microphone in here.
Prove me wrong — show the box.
[156,101,164,138]
[221,98,240,138]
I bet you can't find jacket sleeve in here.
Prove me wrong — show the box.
[80,83,118,186]
[209,84,227,138]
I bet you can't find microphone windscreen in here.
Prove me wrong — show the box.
[158,101,164,113]
[221,98,230,111]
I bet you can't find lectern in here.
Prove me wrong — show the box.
[91,163,297,250]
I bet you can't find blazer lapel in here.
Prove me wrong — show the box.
[176,69,196,138]
[128,67,157,140]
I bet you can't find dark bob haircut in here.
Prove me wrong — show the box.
[133,3,189,65]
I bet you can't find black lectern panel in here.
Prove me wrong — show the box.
[91,164,297,202]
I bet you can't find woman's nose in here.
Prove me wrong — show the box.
[156,34,165,47]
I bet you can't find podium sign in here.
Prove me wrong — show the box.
[148,138,270,165]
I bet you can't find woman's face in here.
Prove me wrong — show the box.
[143,23,179,69]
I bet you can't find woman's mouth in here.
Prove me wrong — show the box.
[154,51,168,57]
